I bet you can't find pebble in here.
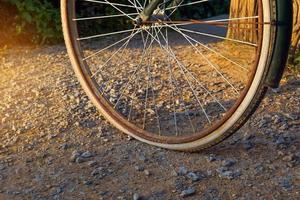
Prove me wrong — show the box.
[135,165,144,172]
[282,154,294,162]
[0,165,5,171]
[178,166,188,175]
[206,170,213,176]
[222,159,236,168]
[91,167,104,176]
[258,118,268,128]
[81,151,93,158]
[138,154,147,162]
[171,169,178,176]
[272,114,283,124]
[279,123,289,130]
[75,157,85,163]
[216,167,241,180]
[295,150,300,158]
[47,134,57,140]
[217,168,234,179]
[144,170,150,176]
[83,180,93,186]
[180,187,196,197]
[254,164,264,174]
[206,154,217,162]
[275,136,286,146]
[278,177,293,190]
[70,150,81,162]
[82,120,97,128]
[133,193,142,200]
[243,141,254,150]
[59,143,68,150]
[187,172,204,182]
[87,160,97,167]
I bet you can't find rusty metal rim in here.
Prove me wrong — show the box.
[66,0,265,144]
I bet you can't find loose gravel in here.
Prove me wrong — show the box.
[0,45,299,199]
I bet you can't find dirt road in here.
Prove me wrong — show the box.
[0,45,299,199]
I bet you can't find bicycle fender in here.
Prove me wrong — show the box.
[265,0,293,88]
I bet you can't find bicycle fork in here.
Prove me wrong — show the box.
[137,0,183,23]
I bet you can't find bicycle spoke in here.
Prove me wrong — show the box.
[154,27,228,110]
[147,30,162,135]
[83,33,137,60]
[161,27,196,134]
[65,0,269,146]
[74,13,138,21]
[83,0,141,10]
[166,0,209,11]
[178,28,248,71]
[77,28,140,41]
[91,29,140,78]
[147,28,211,124]
[166,24,240,94]
[179,27,258,47]
[113,30,155,109]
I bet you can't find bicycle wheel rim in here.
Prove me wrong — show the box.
[62,0,272,147]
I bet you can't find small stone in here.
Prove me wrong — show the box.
[277,150,285,156]
[59,143,68,150]
[282,154,294,162]
[0,164,5,171]
[103,138,109,142]
[243,141,254,150]
[180,187,196,197]
[135,165,144,172]
[187,172,203,182]
[47,134,57,140]
[87,160,97,167]
[278,177,293,190]
[254,164,264,174]
[178,166,188,175]
[222,159,236,167]
[82,120,97,128]
[75,157,85,163]
[275,136,286,146]
[138,154,147,162]
[206,170,212,176]
[243,132,255,141]
[83,180,93,186]
[91,167,104,176]
[279,123,289,130]
[220,170,234,180]
[70,150,81,162]
[216,167,239,180]
[133,193,142,200]
[295,150,300,158]
[144,170,150,176]
[81,151,93,158]
[171,169,178,176]
[258,119,268,128]
[273,114,283,123]
[206,154,217,162]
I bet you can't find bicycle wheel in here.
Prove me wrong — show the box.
[61,0,282,151]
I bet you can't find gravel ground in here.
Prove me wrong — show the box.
[0,45,300,200]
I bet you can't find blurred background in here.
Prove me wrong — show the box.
[0,0,299,67]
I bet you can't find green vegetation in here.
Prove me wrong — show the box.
[6,0,230,44]
[6,0,62,44]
